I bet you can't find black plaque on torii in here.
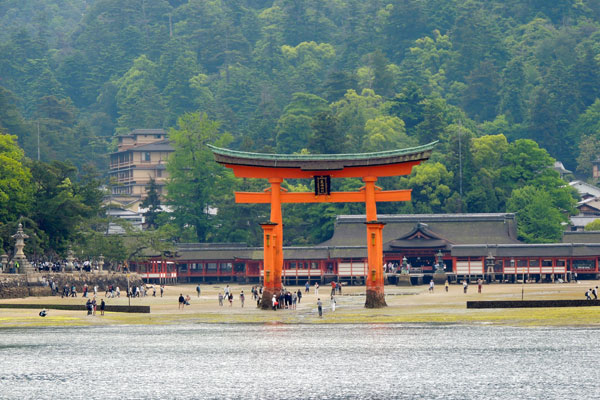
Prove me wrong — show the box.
[314,175,331,196]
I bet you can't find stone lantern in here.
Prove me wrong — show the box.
[11,223,32,273]
[486,252,495,282]
[1,253,8,273]
[97,254,104,274]
[433,249,447,284]
[65,247,75,272]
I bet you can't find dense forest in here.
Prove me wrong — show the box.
[3,0,600,260]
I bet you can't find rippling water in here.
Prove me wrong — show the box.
[0,324,598,399]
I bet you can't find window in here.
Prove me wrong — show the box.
[207,263,217,272]
[542,259,552,267]
[157,169,162,177]
[220,263,232,273]
[143,152,151,162]
[517,259,528,267]
[234,263,245,273]
[556,259,566,267]
[178,264,187,273]
[572,259,594,270]
[191,263,203,272]
[529,259,539,267]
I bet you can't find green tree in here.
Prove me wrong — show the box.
[0,134,32,225]
[507,186,564,243]
[308,111,343,154]
[140,178,162,230]
[275,93,328,153]
[166,112,233,242]
[584,219,600,231]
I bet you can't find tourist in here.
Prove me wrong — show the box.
[178,293,185,309]
[185,295,191,306]
[586,289,592,300]
[71,284,77,297]
[152,286,156,297]
[196,284,201,298]
[317,298,323,317]
[86,299,93,315]
[116,286,120,298]
[593,286,598,300]
[331,280,336,296]
[297,289,302,304]
[477,278,482,293]
[228,292,233,306]
[338,281,342,295]
[305,281,310,293]
[218,292,224,306]
[83,283,88,298]
[224,285,230,298]
[314,282,319,296]
[160,285,164,297]
[240,290,245,307]
[272,294,277,310]
[445,279,449,292]
[463,280,468,294]
[92,298,97,315]
[331,296,336,312]
[100,299,105,316]
[93,285,98,296]
[429,280,434,293]
[292,292,297,309]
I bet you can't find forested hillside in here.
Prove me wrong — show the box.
[2,0,599,255]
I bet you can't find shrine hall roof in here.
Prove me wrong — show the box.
[208,142,437,170]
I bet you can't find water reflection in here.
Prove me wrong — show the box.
[0,324,598,399]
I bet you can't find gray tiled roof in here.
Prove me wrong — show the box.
[320,214,520,246]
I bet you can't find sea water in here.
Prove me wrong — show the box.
[0,324,598,399]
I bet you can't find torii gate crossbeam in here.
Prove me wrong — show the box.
[209,143,436,309]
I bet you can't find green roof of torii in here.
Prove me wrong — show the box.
[208,142,437,170]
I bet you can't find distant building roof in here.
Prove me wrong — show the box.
[553,161,572,175]
[111,140,173,154]
[562,231,600,244]
[569,180,600,198]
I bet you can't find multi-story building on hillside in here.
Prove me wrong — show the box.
[108,129,173,212]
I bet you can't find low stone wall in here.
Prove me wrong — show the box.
[0,304,150,313]
[467,300,600,309]
[0,273,144,299]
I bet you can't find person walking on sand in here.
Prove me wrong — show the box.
[331,280,336,297]
[477,278,482,293]
[593,286,598,300]
[331,296,336,312]
[463,280,468,294]
[586,289,592,300]
[218,292,224,306]
[317,298,323,317]
[314,282,319,296]
[240,291,245,308]
[100,299,105,316]
[178,293,185,309]
[196,284,201,298]
[305,281,310,293]
[297,289,302,304]
[160,285,164,297]
[445,279,449,293]
[429,280,434,293]
[272,294,277,311]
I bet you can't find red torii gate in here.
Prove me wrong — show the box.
[209,143,436,308]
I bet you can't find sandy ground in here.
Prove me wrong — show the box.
[1,281,599,327]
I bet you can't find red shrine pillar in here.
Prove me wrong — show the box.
[260,222,279,309]
[268,178,284,293]
[364,177,387,308]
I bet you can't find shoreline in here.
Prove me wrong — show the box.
[1,282,599,328]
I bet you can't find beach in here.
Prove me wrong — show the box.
[1,281,599,327]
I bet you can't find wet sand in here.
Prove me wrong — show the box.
[1,281,599,327]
